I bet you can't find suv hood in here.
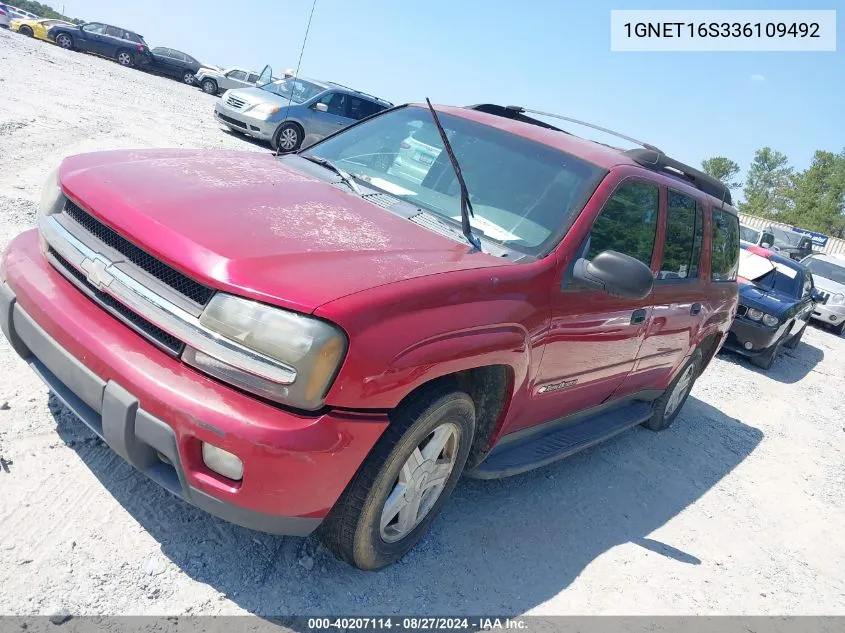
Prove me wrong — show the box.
[814,277,845,295]
[57,149,508,313]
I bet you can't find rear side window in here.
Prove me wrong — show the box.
[347,97,380,120]
[104,25,123,38]
[587,181,659,266]
[247,73,260,83]
[659,191,704,280]
[711,208,740,281]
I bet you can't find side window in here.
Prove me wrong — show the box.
[587,181,659,266]
[124,31,143,43]
[710,209,740,281]
[247,73,260,83]
[659,190,704,280]
[316,92,348,117]
[227,70,248,81]
[172,51,188,62]
[347,97,370,120]
[82,23,106,34]
[104,25,123,38]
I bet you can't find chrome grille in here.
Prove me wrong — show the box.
[63,200,214,306]
[226,95,246,109]
[48,248,184,354]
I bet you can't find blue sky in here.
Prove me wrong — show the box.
[46,0,843,198]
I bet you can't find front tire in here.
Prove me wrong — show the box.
[272,122,303,153]
[182,71,196,85]
[19,25,34,37]
[55,33,73,49]
[201,78,218,95]
[319,388,475,570]
[642,349,702,432]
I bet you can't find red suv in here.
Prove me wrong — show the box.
[0,103,739,570]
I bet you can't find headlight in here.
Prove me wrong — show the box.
[831,293,845,306]
[761,314,779,327]
[183,293,347,410]
[746,308,763,321]
[250,103,281,117]
[39,164,63,218]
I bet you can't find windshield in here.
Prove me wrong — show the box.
[302,105,605,255]
[739,225,760,244]
[770,227,801,246]
[804,257,845,285]
[260,78,325,104]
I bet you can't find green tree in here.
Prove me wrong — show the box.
[740,147,794,219]
[788,150,845,238]
[9,0,79,22]
[701,156,742,190]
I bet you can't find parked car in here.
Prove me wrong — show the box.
[388,120,444,183]
[765,225,815,261]
[739,223,775,249]
[6,4,39,19]
[0,3,11,29]
[194,66,263,95]
[723,244,818,369]
[11,17,73,41]
[801,253,845,335]
[214,75,392,151]
[1,102,740,570]
[47,21,153,68]
[148,47,202,85]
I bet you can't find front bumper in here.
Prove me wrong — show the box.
[213,101,276,141]
[1,231,389,535]
[810,302,845,326]
[723,317,786,357]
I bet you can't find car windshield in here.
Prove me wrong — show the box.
[260,78,325,103]
[804,257,845,285]
[770,227,801,246]
[739,225,760,243]
[302,105,605,255]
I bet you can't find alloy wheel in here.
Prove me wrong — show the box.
[57,34,71,48]
[117,52,132,66]
[278,127,299,151]
[379,422,460,543]
[183,72,195,84]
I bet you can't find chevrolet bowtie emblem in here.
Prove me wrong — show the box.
[80,255,114,290]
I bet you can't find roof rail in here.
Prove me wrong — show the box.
[467,103,732,205]
[625,148,732,206]
[327,82,392,105]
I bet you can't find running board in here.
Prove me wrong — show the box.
[468,401,654,479]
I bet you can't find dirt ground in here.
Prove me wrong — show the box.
[1,29,844,617]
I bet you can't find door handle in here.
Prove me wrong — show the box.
[690,303,702,316]
[630,309,647,325]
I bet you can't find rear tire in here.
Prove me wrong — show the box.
[116,49,134,67]
[201,78,218,95]
[19,25,34,37]
[319,388,475,570]
[55,33,73,49]
[642,349,702,432]
[182,71,196,85]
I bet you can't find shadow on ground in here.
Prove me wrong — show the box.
[52,395,762,618]
[718,337,824,384]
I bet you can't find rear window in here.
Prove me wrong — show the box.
[711,208,740,281]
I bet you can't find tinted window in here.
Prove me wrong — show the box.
[347,97,378,120]
[803,257,845,284]
[227,70,248,81]
[739,225,760,243]
[659,190,703,280]
[587,181,659,266]
[247,73,259,83]
[711,209,740,281]
[316,92,348,117]
[304,105,604,254]
[104,25,123,38]
[172,51,188,62]
[152,47,168,55]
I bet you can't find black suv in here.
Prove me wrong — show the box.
[148,47,203,85]
[48,22,153,68]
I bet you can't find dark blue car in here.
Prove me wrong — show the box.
[723,244,819,370]
[48,22,153,68]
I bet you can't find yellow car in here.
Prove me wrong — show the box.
[11,17,73,42]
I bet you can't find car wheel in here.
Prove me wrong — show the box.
[201,79,218,95]
[19,25,34,37]
[642,349,702,432]
[182,71,195,85]
[272,122,303,153]
[116,49,134,67]
[55,33,73,49]
[784,322,806,349]
[319,388,475,570]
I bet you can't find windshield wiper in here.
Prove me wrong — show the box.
[301,155,361,195]
[425,98,481,251]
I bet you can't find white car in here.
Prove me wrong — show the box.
[801,253,845,336]
[0,3,12,28]
[194,66,263,96]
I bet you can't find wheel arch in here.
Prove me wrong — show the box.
[697,329,725,373]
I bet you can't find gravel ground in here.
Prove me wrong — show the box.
[1,29,845,618]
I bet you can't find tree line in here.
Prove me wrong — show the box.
[701,149,845,238]
[11,0,80,23]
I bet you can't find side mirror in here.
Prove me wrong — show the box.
[811,289,824,303]
[571,250,654,300]
[314,102,328,112]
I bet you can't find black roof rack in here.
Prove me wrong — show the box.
[327,82,392,106]
[466,103,732,205]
